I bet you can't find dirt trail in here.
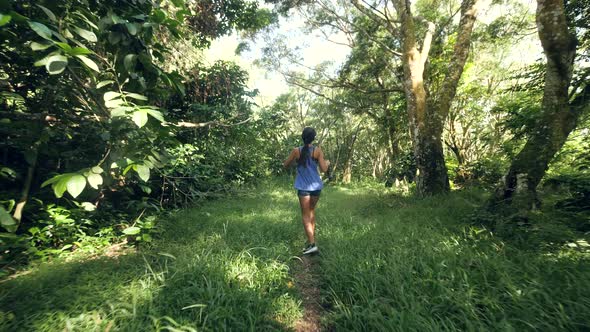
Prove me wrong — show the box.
[293,254,323,332]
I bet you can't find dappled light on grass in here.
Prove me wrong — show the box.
[1,184,590,330]
[317,186,590,331]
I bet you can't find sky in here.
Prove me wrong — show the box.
[203,0,540,108]
[204,12,351,107]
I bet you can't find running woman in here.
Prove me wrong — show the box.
[283,127,330,255]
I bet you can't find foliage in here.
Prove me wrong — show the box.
[0,0,275,273]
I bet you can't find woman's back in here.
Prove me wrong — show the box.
[294,146,323,191]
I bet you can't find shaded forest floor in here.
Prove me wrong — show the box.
[1,181,590,331]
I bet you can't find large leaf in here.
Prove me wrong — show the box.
[45,55,68,75]
[36,5,57,22]
[126,93,147,101]
[75,55,99,72]
[54,178,68,198]
[132,109,148,128]
[0,14,11,27]
[135,164,150,182]
[146,108,165,122]
[86,173,102,189]
[66,175,86,198]
[125,22,138,35]
[41,173,63,187]
[30,42,52,51]
[54,42,72,52]
[104,91,120,102]
[70,47,93,55]
[91,166,103,174]
[28,21,53,40]
[74,26,97,42]
[0,207,17,233]
[122,226,140,235]
[96,80,114,89]
[124,54,137,72]
[105,98,125,109]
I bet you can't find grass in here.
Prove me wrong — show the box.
[1,181,589,331]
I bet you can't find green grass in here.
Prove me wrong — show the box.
[1,182,589,331]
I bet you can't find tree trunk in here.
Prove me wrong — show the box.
[341,125,361,184]
[13,145,38,226]
[396,0,479,196]
[489,0,581,212]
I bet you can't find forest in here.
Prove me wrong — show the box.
[0,0,589,330]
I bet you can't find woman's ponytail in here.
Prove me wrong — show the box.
[298,127,316,167]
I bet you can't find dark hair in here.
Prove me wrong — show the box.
[298,127,316,167]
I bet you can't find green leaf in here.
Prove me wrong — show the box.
[91,166,103,174]
[36,5,57,22]
[153,9,166,24]
[79,202,96,211]
[70,47,93,55]
[96,80,114,89]
[122,226,141,235]
[86,173,102,189]
[126,93,147,101]
[45,55,68,75]
[123,164,134,175]
[41,174,63,187]
[28,21,53,40]
[105,98,125,109]
[110,106,128,117]
[0,207,17,233]
[124,54,137,72]
[139,184,152,194]
[8,11,27,24]
[72,12,98,29]
[142,233,152,242]
[75,55,99,72]
[54,42,72,52]
[61,244,73,250]
[0,14,11,27]
[66,175,86,198]
[73,26,97,43]
[132,109,148,128]
[146,109,165,122]
[135,164,150,182]
[0,199,15,213]
[34,57,49,67]
[62,28,74,38]
[54,178,68,198]
[171,0,185,8]
[104,91,120,102]
[111,14,127,24]
[30,41,52,51]
[125,22,138,35]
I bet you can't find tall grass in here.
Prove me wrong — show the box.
[1,181,589,331]
[318,185,590,331]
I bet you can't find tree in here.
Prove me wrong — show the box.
[488,0,588,214]
[354,0,480,195]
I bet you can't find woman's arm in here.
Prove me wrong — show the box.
[283,148,299,169]
[315,147,330,173]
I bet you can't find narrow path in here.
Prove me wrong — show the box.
[293,254,323,332]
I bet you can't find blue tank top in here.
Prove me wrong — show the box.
[294,146,324,191]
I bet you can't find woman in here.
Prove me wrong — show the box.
[283,127,330,255]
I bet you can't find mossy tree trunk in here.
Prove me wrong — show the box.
[395,0,479,196]
[489,0,584,213]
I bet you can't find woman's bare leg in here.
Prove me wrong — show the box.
[299,195,315,244]
[309,195,320,240]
